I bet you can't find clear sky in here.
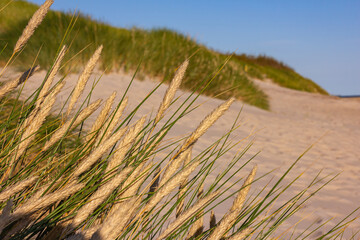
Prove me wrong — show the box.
[27,0,360,95]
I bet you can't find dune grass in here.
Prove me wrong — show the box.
[0,1,357,240]
[231,54,328,94]
[0,1,328,111]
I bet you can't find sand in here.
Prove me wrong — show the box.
[2,68,359,238]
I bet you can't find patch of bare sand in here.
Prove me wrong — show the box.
[2,69,359,238]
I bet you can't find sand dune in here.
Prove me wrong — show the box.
[2,68,359,237]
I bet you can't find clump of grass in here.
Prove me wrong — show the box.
[0,0,269,109]
[231,54,328,94]
[0,1,328,110]
[0,1,357,240]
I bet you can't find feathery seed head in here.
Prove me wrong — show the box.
[0,177,38,202]
[96,96,128,144]
[160,146,192,190]
[155,59,189,123]
[185,184,205,239]
[1,183,84,232]
[15,183,84,216]
[37,45,67,105]
[12,81,64,164]
[231,165,257,213]
[159,190,220,240]
[183,98,234,150]
[43,99,102,151]
[66,45,103,116]
[87,91,117,142]
[13,0,54,53]
[119,162,151,201]
[94,197,140,240]
[208,165,257,240]
[107,115,147,172]
[177,147,193,203]
[72,125,127,178]
[96,163,153,239]
[71,167,132,227]
[227,228,253,240]
[144,159,199,214]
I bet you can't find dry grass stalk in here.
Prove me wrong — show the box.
[21,48,65,132]
[208,165,257,240]
[66,45,103,116]
[120,162,147,198]
[157,190,220,240]
[155,59,189,123]
[94,197,140,240]
[29,181,53,201]
[106,116,146,173]
[86,91,117,142]
[148,98,232,190]
[140,128,167,164]
[81,226,100,240]
[15,183,84,215]
[0,66,39,98]
[115,161,153,208]
[13,81,64,163]
[18,55,63,132]
[126,131,143,160]
[43,99,102,151]
[107,162,150,219]
[185,184,204,239]
[72,125,128,178]
[0,176,38,202]
[0,183,84,233]
[182,98,234,152]
[94,164,152,239]
[227,228,253,240]
[143,159,199,214]
[36,45,67,107]
[210,210,216,229]
[13,0,54,53]
[230,165,257,213]
[176,148,192,217]
[96,97,128,144]
[71,167,133,227]
[159,146,192,190]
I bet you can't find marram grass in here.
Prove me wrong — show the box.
[0,1,358,240]
[0,1,329,110]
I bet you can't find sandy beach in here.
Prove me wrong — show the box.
[2,68,359,237]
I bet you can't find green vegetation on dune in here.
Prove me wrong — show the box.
[232,54,328,94]
[0,1,357,239]
[0,1,327,111]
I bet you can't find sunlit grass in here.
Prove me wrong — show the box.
[0,1,328,111]
[0,1,355,240]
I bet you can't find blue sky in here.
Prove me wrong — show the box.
[27,0,360,95]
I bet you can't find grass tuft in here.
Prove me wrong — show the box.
[0,1,329,110]
[0,1,356,240]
